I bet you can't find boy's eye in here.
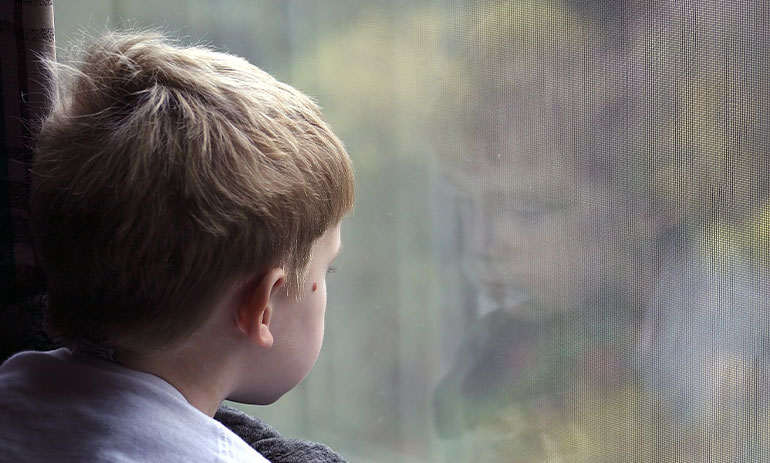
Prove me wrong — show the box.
[326,265,338,275]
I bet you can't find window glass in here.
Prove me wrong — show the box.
[55,1,770,461]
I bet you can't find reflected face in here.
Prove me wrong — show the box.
[248,224,342,402]
[460,161,605,314]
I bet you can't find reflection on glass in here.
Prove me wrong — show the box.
[434,0,770,461]
[54,0,769,461]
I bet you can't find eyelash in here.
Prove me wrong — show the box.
[326,265,338,275]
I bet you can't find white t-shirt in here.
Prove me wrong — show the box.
[0,348,269,463]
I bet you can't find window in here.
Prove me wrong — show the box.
[56,1,770,461]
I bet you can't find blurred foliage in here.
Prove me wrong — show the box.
[638,0,770,229]
[703,200,770,268]
[54,0,770,461]
[287,3,459,174]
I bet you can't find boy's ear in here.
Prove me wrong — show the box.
[235,268,286,349]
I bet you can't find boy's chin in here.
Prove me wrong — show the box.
[226,381,295,406]
[226,367,310,405]
[226,390,286,406]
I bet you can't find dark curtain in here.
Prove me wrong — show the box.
[0,0,57,362]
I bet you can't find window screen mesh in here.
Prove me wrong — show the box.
[55,1,770,461]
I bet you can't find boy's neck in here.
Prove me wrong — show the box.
[116,342,237,417]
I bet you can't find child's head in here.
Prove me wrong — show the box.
[31,32,354,357]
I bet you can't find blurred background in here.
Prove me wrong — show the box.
[55,1,770,461]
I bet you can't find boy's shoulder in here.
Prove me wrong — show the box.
[0,349,268,463]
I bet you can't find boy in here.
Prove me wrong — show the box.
[0,31,354,462]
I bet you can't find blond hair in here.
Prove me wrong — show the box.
[31,31,354,353]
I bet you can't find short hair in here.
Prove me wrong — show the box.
[31,31,354,353]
